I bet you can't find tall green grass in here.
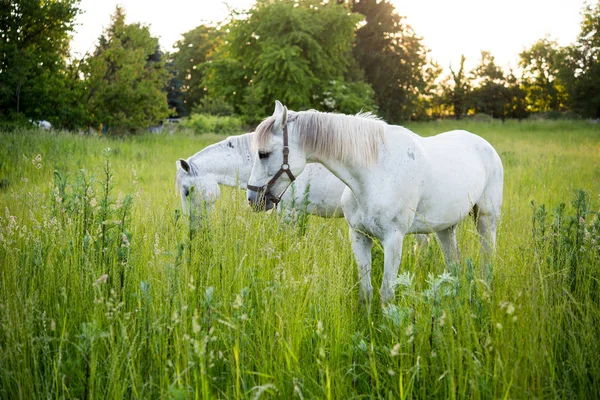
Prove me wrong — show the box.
[1,121,599,398]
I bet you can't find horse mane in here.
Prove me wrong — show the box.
[253,110,386,166]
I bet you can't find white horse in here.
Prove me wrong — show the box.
[176,132,345,218]
[247,101,503,306]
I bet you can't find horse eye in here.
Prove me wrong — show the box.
[258,151,270,159]
[184,188,190,197]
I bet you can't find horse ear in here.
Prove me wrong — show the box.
[179,158,191,173]
[273,100,288,132]
[274,100,284,114]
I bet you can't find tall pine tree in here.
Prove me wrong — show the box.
[82,6,169,133]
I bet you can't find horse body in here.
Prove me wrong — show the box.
[247,101,503,306]
[176,132,345,217]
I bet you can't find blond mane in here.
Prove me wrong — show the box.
[253,110,386,166]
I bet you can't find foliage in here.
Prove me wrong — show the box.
[441,55,471,119]
[468,51,510,119]
[169,25,224,116]
[164,56,186,118]
[560,0,600,118]
[0,0,81,126]
[181,113,243,135]
[1,122,600,398]
[82,6,170,133]
[503,68,529,120]
[203,0,369,123]
[3,0,600,130]
[519,37,568,113]
[1,122,600,397]
[191,97,235,117]
[319,80,378,114]
[352,0,436,123]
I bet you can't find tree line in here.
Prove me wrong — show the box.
[1,0,599,133]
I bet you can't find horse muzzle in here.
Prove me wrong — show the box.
[247,187,276,211]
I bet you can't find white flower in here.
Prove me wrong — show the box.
[232,294,243,309]
[93,274,108,286]
[390,343,400,357]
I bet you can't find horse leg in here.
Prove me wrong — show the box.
[380,232,405,305]
[473,202,500,281]
[349,228,373,306]
[435,225,460,267]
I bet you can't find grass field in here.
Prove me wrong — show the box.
[1,120,599,399]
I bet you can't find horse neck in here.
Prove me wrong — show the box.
[189,135,253,188]
[302,133,383,198]
[311,156,365,196]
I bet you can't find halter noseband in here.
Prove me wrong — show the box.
[247,123,296,207]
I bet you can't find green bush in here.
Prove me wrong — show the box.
[319,80,378,115]
[181,113,243,135]
[191,98,235,117]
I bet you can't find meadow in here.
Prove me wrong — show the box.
[0,120,599,399]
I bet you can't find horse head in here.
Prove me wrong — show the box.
[176,158,220,215]
[247,101,307,211]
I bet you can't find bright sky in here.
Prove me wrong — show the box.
[71,0,587,70]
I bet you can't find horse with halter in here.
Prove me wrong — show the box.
[247,101,503,306]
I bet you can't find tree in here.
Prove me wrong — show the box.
[0,0,80,124]
[203,0,373,123]
[469,51,510,119]
[519,38,567,113]
[82,6,170,133]
[170,25,223,116]
[561,1,600,118]
[165,55,186,117]
[442,55,472,119]
[351,0,433,122]
[504,69,528,120]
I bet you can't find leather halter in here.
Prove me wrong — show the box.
[247,123,296,207]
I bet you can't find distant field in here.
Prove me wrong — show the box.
[1,120,599,398]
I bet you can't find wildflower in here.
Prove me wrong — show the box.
[500,301,516,315]
[506,303,515,315]
[192,310,201,334]
[439,310,447,326]
[316,320,324,335]
[390,343,400,357]
[405,324,414,336]
[232,294,243,309]
[89,198,97,207]
[93,274,108,286]
[293,378,304,400]
[496,322,503,330]
[121,233,130,247]
[388,369,396,376]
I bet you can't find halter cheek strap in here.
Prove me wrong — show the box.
[247,124,296,206]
